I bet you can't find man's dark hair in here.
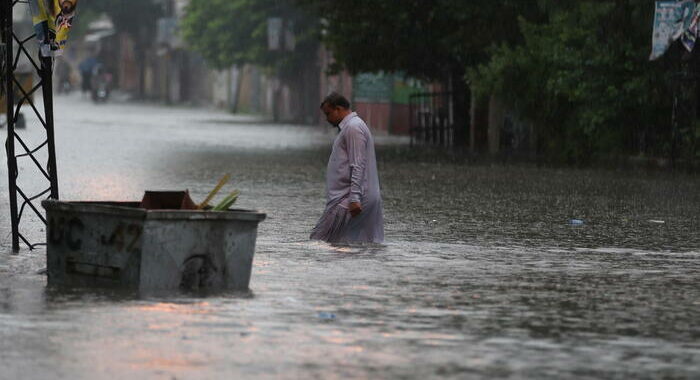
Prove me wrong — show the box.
[320,92,350,109]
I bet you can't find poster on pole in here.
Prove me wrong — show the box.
[650,0,695,60]
[680,4,700,52]
[267,18,282,51]
[29,0,78,57]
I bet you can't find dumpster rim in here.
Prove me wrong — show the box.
[42,200,147,218]
[145,209,266,222]
[42,200,266,222]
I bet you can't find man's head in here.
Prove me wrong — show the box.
[320,92,351,126]
[62,0,77,13]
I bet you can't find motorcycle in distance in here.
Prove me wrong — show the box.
[90,63,112,103]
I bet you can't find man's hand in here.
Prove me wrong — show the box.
[349,201,362,217]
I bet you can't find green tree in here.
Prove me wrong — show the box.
[474,1,677,164]
[296,0,543,146]
[78,0,162,41]
[298,0,698,165]
[182,0,320,121]
[182,0,319,78]
[297,0,540,80]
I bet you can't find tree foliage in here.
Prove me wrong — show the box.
[473,1,681,163]
[297,0,540,81]
[181,0,319,77]
[77,0,163,43]
[296,0,698,164]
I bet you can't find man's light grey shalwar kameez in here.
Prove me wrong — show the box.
[310,112,384,243]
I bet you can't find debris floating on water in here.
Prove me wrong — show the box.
[317,312,336,320]
[568,219,584,225]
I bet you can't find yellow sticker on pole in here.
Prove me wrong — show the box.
[29,0,78,57]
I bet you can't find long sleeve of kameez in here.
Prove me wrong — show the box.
[346,126,368,203]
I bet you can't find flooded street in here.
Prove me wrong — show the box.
[1,94,699,379]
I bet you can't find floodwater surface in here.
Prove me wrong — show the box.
[1,94,699,379]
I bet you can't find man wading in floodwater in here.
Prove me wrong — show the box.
[310,93,384,243]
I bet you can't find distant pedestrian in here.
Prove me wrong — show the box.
[310,92,384,243]
[54,58,72,93]
[78,54,97,94]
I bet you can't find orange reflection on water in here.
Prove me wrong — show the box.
[75,173,141,200]
[326,336,352,345]
[146,322,182,330]
[133,302,213,315]
[139,357,208,369]
[347,346,364,353]
[128,348,209,372]
[254,260,273,267]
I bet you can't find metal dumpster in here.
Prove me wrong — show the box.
[42,200,266,291]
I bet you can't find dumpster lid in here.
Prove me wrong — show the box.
[140,191,198,210]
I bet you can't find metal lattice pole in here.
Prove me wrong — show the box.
[3,0,58,251]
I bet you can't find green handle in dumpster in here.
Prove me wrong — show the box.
[198,174,230,209]
[213,190,240,211]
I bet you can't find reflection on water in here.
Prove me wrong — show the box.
[0,95,699,379]
[75,173,143,200]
